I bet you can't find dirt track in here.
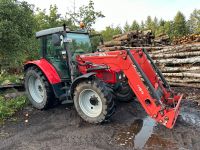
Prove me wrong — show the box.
[1,88,200,150]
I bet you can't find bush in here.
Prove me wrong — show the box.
[0,95,27,122]
[0,73,22,85]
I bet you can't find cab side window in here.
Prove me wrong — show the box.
[46,35,63,60]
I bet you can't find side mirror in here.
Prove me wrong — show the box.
[52,34,61,46]
[100,36,104,45]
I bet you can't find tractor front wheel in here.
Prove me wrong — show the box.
[25,66,54,109]
[114,82,135,102]
[73,79,115,123]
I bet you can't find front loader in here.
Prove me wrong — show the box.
[24,25,182,129]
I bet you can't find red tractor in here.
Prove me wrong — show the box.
[24,25,183,129]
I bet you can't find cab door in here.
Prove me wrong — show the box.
[40,34,70,80]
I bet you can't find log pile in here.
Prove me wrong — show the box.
[154,33,170,46]
[99,30,155,51]
[173,34,200,45]
[149,43,200,88]
[99,31,173,51]
[98,32,200,88]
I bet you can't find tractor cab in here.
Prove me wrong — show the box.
[36,26,93,80]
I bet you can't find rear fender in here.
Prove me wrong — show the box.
[24,58,61,84]
[70,72,96,97]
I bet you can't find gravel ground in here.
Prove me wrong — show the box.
[0,87,200,150]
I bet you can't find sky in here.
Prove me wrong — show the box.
[24,0,200,31]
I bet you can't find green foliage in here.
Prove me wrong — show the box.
[140,21,145,30]
[131,20,140,30]
[0,73,22,85]
[163,21,173,38]
[144,16,158,33]
[35,5,63,30]
[89,32,103,51]
[151,17,158,33]
[101,26,122,41]
[66,0,105,29]
[188,9,200,33]
[121,11,197,40]
[0,0,38,70]
[0,95,27,122]
[124,21,131,32]
[145,16,152,30]
[173,11,189,37]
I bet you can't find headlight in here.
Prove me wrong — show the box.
[123,73,126,78]
[118,74,122,80]
[116,71,125,80]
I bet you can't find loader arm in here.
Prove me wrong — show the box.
[77,49,183,129]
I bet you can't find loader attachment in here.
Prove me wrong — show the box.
[124,49,183,129]
[77,48,183,129]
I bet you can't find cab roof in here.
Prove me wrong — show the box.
[36,27,69,38]
[36,26,88,38]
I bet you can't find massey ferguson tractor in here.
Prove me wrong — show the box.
[24,25,183,129]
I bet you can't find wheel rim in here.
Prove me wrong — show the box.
[28,75,45,103]
[79,89,103,118]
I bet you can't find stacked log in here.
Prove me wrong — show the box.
[149,43,200,88]
[154,33,170,46]
[173,34,200,45]
[99,30,155,51]
[98,32,200,88]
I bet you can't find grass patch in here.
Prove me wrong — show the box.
[0,95,28,122]
[0,73,23,85]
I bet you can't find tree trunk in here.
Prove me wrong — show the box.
[104,41,125,47]
[163,72,200,78]
[113,34,130,41]
[150,51,200,59]
[154,56,200,64]
[166,77,200,83]
[150,44,200,54]
[160,66,200,73]
[169,82,200,88]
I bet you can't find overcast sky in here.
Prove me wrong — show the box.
[24,0,200,31]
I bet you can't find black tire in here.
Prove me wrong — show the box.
[114,82,135,102]
[73,79,115,124]
[25,66,55,109]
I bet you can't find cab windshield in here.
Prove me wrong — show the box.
[66,33,92,56]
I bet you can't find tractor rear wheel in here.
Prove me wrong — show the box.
[25,66,54,109]
[73,79,115,123]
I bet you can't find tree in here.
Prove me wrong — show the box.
[35,5,63,30]
[101,26,122,41]
[188,9,200,33]
[164,21,173,38]
[173,11,189,37]
[130,20,140,30]
[123,21,131,32]
[0,0,37,69]
[151,17,158,33]
[145,16,152,30]
[140,21,145,30]
[159,19,165,26]
[66,0,105,29]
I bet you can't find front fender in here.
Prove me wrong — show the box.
[24,58,61,84]
[70,72,96,97]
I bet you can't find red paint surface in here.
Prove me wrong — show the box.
[77,49,183,129]
[25,58,61,84]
